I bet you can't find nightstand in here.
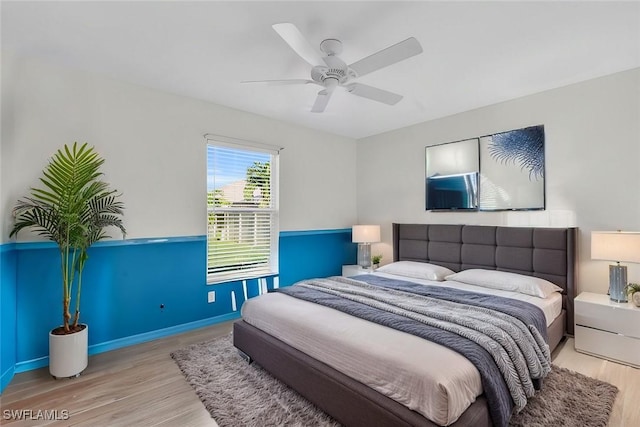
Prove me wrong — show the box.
[342,265,372,277]
[574,292,640,368]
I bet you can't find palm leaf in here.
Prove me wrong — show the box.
[487,125,545,180]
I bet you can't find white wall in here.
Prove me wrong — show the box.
[357,68,640,294]
[4,51,639,294]
[0,52,357,242]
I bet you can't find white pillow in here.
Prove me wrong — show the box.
[376,261,455,281]
[444,269,563,298]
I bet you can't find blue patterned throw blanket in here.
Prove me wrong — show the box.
[275,274,551,427]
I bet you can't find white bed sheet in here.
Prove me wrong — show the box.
[240,272,563,426]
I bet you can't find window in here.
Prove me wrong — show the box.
[206,135,279,283]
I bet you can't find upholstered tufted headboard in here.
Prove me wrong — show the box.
[392,224,578,334]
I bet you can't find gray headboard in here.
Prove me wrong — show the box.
[392,224,578,334]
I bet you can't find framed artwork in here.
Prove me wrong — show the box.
[479,125,545,210]
[425,125,545,212]
[425,139,479,210]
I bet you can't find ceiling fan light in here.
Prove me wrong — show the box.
[324,77,339,91]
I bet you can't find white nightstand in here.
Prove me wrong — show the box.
[574,292,640,368]
[342,265,372,277]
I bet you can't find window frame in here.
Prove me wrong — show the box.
[205,134,281,284]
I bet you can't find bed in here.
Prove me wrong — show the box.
[233,224,577,427]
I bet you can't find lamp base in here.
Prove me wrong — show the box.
[609,264,628,303]
[357,243,372,269]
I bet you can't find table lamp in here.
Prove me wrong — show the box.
[591,231,640,302]
[352,225,380,269]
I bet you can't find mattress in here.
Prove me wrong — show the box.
[240,273,562,426]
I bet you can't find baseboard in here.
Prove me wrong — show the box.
[13,312,241,375]
[89,312,241,354]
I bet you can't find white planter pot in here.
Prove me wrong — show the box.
[49,324,88,378]
[632,292,640,307]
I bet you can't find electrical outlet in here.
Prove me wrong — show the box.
[208,290,215,303]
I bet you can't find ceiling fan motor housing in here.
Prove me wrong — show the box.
[311,65,348,84]
[310,54,356,85]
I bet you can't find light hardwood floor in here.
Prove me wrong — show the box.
[1,323,638,426]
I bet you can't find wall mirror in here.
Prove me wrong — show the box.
[425,125,545,211]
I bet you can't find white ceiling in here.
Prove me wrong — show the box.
[2,1,639,139]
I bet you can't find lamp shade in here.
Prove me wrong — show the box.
[352,225,381,243]
[591,231,640,263]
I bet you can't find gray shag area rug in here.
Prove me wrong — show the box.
[171,335,618,427]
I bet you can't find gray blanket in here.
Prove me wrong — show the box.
[276,274,551,427]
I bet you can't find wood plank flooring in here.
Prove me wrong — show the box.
[1,323,638,426]
[0,323,230,427]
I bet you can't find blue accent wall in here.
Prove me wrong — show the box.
[279,229,356,286]
[1,244,17,393]
[0,229,355,392]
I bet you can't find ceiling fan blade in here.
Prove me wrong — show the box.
[345,83,403,105]
[311,89,333,113]
[348,37,423,78]
[272,23,324,66]
[241,79,316,86]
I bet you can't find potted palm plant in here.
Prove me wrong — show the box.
[10,142,125,378]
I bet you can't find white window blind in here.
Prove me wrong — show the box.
[206,137,279,283]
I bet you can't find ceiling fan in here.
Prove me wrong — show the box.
[243,23,423,113]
